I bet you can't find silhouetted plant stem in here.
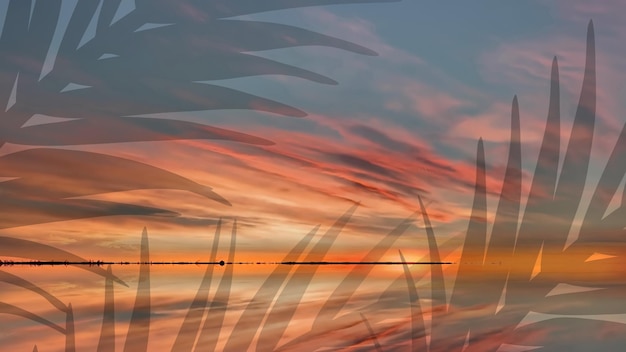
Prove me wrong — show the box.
[124,228,151,352]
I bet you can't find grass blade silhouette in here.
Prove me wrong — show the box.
[482,95,521,299]
[258,204,358,351]
[417,195,445,301]
[123,228,151,352]
[97,265,115,352]
[442,21,626,351]
[65,303,75,352]
[223,225,319,351]
[497,22,596,347]
[311,213,417,331]
[278,213,417,351]
[172,219,222,351]
[0,236,125,285]
[0,270,67,312]
[432,138,486,351]
[0,302,65,334]
[360,312,384,352]
[194,220,237,351]
[399,250,427,352]
[417,193,446,348]
[280,210,460,351]
[435,95,522,351]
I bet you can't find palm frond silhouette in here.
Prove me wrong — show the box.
[3,1,624,351]
[264,20,626,352]
[1,0,389,227]
[0,0,394,349]
[420,20,625,351]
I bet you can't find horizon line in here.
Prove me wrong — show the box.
[0,260,455,267]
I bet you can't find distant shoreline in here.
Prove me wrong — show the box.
[0,260,454,267]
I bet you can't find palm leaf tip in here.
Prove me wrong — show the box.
[0,236,128,286]
[0,269,68,312]
[223,224,319,351]
[398,250,427,351]
[0,302,65,334]
[98,265,116,352]
[193,220,236,351]
[172,219,222,351]
[199,187,232,206]
[123,228,151,352]
[65,303,75,352]
[359,312,384,352]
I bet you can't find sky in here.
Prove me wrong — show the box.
[1,0,626,350]
[0,0,618,262]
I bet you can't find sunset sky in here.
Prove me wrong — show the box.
[0,0,625,263]
[2,1,626,351]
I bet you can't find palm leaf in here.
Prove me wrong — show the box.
[193,220,237,351]
[97,265,115,352]
[424,20,626,351]
[0,269,67,312]
[123,228,151,352]
[0,302,65,334]
[1,0,396,349]
[172,219,222,351]
[222,224,319,351]
[0,236,124,284]
[1,0,390,227]
[258,204,358,351]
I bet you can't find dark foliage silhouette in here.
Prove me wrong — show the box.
[2,1,624,351]
[415,20,625,351]
[261,20,626,352]
[0,0,395,349]
[0,0,388,227]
